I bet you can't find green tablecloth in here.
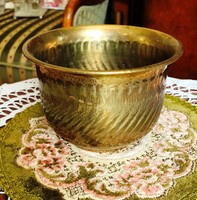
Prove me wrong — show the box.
[0,95,197,200]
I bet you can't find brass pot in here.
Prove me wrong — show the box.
[23,25,183,152]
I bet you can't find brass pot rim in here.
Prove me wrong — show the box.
[22,25,183,76]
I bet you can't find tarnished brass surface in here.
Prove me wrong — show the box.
[23,25,183,152]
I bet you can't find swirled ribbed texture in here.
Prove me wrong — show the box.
[38,40,168,70]
[34,39,167,151]
[24,25,183,151]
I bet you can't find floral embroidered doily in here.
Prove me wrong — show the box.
[0,95,197,200]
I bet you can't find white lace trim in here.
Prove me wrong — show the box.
[0,77,196,128]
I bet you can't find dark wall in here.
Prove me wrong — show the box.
[132,0,197,79]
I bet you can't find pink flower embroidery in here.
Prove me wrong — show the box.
[16,108,197,199]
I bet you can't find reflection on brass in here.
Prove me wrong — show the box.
[23,25,183,152]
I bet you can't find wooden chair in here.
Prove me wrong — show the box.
[63,0,110,27]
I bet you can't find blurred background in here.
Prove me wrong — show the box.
[113,0,197,79]
[0,0,196,84]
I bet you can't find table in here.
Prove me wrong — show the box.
[0,77,197,200]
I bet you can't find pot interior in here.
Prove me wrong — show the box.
[24,26,182,71]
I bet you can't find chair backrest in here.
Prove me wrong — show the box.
[63,0,109,27]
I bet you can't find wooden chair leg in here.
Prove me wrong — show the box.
[0,194,8,200]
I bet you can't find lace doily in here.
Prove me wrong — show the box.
[0,78,40,127]
[0,77,197,200]
[0,77,196,129]
[165,77,197,105]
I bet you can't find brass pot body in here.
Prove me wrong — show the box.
[23,25,183,152]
